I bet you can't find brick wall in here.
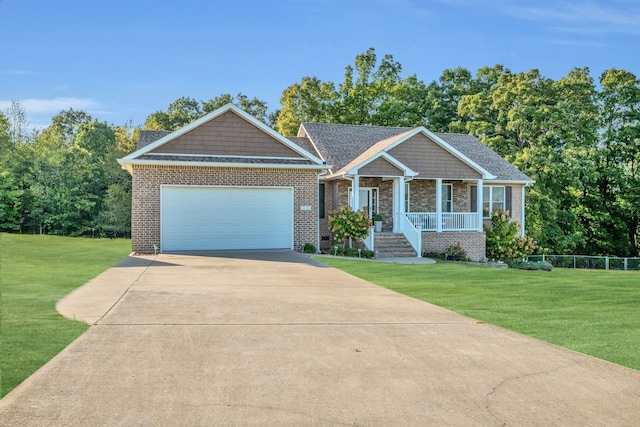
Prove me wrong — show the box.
[421,232,486,262]
[131,165,319,254]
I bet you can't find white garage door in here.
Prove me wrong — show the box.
[161,186,293,251]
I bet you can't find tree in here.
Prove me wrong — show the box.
[0,170,23,231]
[596,69,640,256]
[144,97,202,131]
[423,67,476,132]
[145,94,272,131]
[98,183,131,236]
[275,76,338,135]
[202,93,271,125]
[457,67,601,254]
[3,100,30,145]
[275,48,430,135]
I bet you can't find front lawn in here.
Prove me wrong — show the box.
[0,233,131,397]
[316,257,640,371]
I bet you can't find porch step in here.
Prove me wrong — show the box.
[374,233,417,258]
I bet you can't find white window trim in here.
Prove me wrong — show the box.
[483,186,506,218]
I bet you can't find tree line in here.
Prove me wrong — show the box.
[1,48,638,256]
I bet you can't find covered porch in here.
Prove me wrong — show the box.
[345,175,486,258]
[348,176,485,234]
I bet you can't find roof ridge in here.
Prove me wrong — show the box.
[302,122,413,130]
[435,131,473,136]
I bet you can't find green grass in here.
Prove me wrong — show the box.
[316,257,640,371]
[0,233,131,397]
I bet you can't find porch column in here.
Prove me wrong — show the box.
[476,179,484,232]
[351,175,360,211]
[435,178,443,232]
[392,177,404,232]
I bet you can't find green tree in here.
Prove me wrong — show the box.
[596,69,640,256]
[276,76,339,135]
[202,93,271,125]
[457,67,602,254]
[98,183,131,236]
[144,96,202,131]
[145,94,272,131]
[275,48,430,135]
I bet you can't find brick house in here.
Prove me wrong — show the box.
[119,103,533,260]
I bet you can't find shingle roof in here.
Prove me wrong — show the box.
[137,130,171,149]
[300,123,409,172]
[286,137,320,160]
[435,133,532,182]
[293,123,532,182]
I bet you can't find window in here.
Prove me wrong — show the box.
[442,184,453,212]
[483,186,505,218]
[405,183,410,212]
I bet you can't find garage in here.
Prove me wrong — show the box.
[161,186,293,251]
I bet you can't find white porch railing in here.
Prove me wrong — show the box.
[363,226,375,252]
[406,212,479,232]
[398,214,421,257]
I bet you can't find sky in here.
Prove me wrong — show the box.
[1,0,639,129]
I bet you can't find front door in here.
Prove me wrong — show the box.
[355,187,378,219]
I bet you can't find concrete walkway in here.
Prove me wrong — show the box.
[1,250,640,426]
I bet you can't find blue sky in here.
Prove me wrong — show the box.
[1,0,639,129]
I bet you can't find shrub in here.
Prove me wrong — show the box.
[344,247,360,257]
[485,209,535,263]
[328,206,371,247]
[423,251,445,260]
[445,242,468,261]
[329,245,374,258]
[302,243,316,254]
[330,245,345,256]
[510,261,553,271]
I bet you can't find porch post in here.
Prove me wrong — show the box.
[392,177,403,232]
[476,179,484,232]
[435,178,443,232]
[351,175,360,211]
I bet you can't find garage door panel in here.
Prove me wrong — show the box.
[161,186,293,251]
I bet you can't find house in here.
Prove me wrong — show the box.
[119,103,533,260]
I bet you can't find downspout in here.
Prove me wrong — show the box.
[521,184,527,237]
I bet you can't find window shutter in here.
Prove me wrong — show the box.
[470,185,477,212]
[505,186,512,217]
[319,183,325,219]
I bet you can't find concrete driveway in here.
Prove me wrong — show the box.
[1,250,640,426]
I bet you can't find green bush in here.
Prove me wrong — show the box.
[303,243,316,253]
[510,261,553,271]
[329,245,374,258]
[328,206,371,247]
[485,209,535,263]
[445,243,469,261]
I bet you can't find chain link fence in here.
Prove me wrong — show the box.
[527,255,640,271]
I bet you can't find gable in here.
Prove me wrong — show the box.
[150,110,304,158]
[358,156,403,176]
[388,133,482,179]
